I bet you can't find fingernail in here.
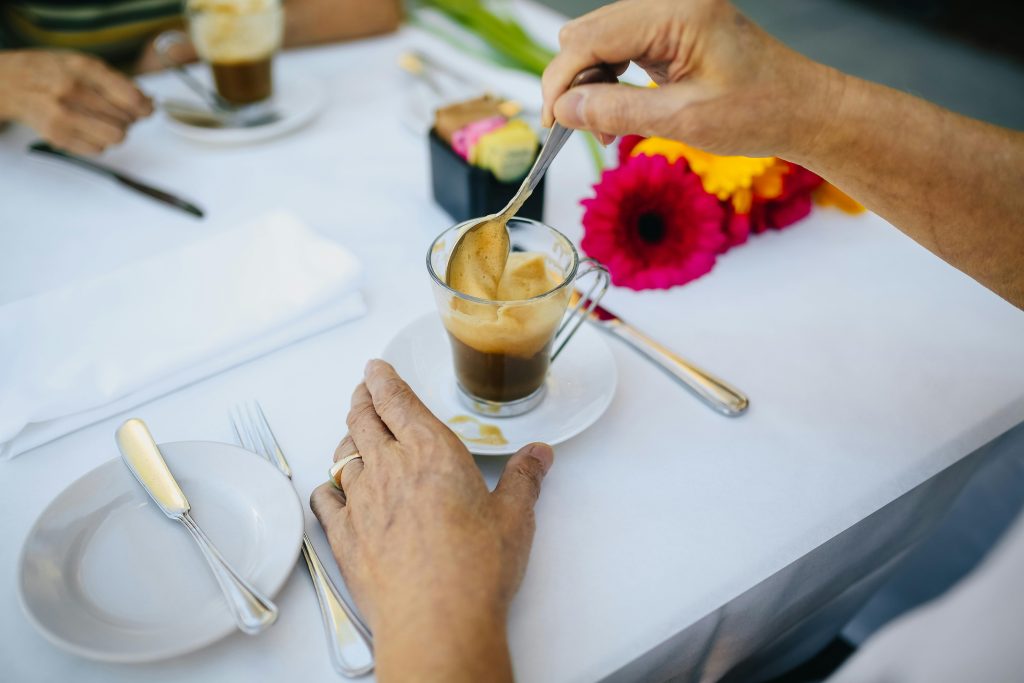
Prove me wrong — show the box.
[363,359,375,377]
[526,443,554,475]
[559,90,586,127]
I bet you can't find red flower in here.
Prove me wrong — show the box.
[749,163,824,233]
[581,154,725,290]
[617,135,645,165]
[721,200,751,250]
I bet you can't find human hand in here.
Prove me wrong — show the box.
[541,0,844,158]
[310,360,554,681]
[0,49,153,154]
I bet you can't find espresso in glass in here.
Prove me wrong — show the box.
[188,0,283,105]
[429,217,608,417]
[211,58,273,104]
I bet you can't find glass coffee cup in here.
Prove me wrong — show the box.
[157,0,284,106]
[428,217,610,417]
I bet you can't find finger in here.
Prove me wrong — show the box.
[310,482,348,520]
[310,484,355,558]
[552,82,700,139]
[362,359,444,442]
[492,442,554,526]
[333,433,357,462]
[69,85,135,127]
[541,3,662,126]
[51,134,104,156]
[67,108,128,149]
[346,381,392,456]
[78,58,153,118]
[330,433,365,492]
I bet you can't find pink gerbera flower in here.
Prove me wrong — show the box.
[617,134,645,165]
[581,154,725,290]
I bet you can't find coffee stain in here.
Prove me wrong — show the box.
[448,414,508,446]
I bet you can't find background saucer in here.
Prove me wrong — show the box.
[18,441,303,662]
[163,71,324,145]
[382,313,617,456]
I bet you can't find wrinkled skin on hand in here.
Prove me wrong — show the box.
[310,360,553,682]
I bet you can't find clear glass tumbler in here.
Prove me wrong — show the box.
[427,217,609,416]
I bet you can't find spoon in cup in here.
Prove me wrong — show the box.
[444,64,618,290]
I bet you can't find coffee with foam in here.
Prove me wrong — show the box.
[189,0,282,63]
[443,221,571,403]
[187,0,282,104]
[445,221,568,359]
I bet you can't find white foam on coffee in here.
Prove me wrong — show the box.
[189,0,282,63]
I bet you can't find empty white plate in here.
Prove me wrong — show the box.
[18,441,303,662]
[382,313,617,456]
[163,71,324,145]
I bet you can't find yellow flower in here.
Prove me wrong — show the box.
[813,182,866,214]
[631,137,775,201]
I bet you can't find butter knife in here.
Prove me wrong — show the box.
[579,297,750,416]
[29,142,204,218]
[116,418,278,634]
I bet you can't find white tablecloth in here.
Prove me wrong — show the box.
[2,3,1024,681]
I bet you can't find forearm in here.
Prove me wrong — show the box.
[374,606,513,683]
[787,67,1024,308]
[283,0,401,47]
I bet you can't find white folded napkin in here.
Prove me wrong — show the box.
[0,210,365,459]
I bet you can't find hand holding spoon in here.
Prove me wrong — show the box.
[445,64,618,295]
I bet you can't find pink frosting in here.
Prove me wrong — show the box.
[451,116,507,160]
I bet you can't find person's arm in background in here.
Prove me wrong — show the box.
[282,0,401,46]
[134,0,402,72]
[541,0,1024,308]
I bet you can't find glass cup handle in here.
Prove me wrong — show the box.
[551,258,610,362]
[154,30,234,113]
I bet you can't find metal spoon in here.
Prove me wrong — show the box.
[445,64,618,284]
[160,98,280,129]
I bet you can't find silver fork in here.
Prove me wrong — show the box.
[231,401,374,677]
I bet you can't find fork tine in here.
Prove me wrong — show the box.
[250,401,292,478]
[238,403,288,479]
[232,403,262,456]
[254,402,289,466]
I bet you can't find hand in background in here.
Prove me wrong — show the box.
[0,49,153,155]
[311,360,554,683]
[541,0,842,159]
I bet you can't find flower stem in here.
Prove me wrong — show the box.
[583,132,606,177]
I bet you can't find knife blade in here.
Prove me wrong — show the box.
[115,418,189,517]
[28,142,204,219]
[575,292,750,416]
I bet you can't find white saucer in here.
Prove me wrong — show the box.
[18,441,303,662]
[163,71,324,145]
[382,313,617,456]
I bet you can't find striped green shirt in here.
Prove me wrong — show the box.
[1,0,183,63]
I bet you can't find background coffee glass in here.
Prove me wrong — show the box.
[428,217,610,417]
[186,0,284,105]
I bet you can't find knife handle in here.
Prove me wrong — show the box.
[607,321,749,416]
[178,511,279,634]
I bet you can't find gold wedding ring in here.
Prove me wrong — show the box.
[329,453,362,490]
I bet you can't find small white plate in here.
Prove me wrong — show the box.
[382,313,618,456]
[163,72,324,145]
[18,441,303,662]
